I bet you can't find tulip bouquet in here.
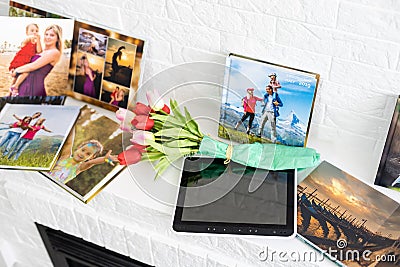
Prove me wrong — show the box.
[116,90,321,178]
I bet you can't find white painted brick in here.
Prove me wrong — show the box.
[171,45,226,65]
[213,237,265,267]
[206,253,239,267]
[74,208,105,246]
[151,236,180,267]
[146,38,173,63]
[276,19,400,69]
[307,123,386,183]
[48,200,81,238]
[178,246,206,267]
[4,182,59,228]
[250,0,338,27]
[98,217,129,256]
[141,60,173,84]
[165,0,276,40]
[114,196,167,231]
[330,58,400,94]
[218,0,258,12]
[214,6,275,40]
[220,33,270,59]
[31,0,123,30]
[221,34,330,78]
[322,106,388,140]
[317,81,398,118]
[338,2,400,43]
[165,0,216,27]
[123,0,167,17]
[124,226,154,266]
[343,0,400,15]
[121,9,220,52]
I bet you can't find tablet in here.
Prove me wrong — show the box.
[173,157,296,237]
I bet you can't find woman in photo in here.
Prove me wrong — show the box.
[111,46,125,79]
[0,111,41,157]
[11,24,63,97]
[7,117,51,160]
[48,140,118,184]
[109,86,124,106]
[80,55,96,98]
[234,88,263,134]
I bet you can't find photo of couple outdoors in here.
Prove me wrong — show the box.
[234,73,282,143]
[0,17,74,97]
[219,55,319,147]
[0,104,80,170]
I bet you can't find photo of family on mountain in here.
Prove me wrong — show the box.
[219,54,320,147]
[0,17,74,97]
[0,104,80,170]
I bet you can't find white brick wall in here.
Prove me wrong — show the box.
[0,0,399,266]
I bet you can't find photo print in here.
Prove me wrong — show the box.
[9,1,146,111]
[297,161,400,266]
[42,105,125,202]
[219,54,319,146]
[69,21,145,110]
[0,103,79,170]
[0,16,74,97]
[375,96,400,193]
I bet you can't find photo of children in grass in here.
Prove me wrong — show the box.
[0,103,80,170]
[43,105,125,202]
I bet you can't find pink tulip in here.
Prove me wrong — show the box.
[146,89,165,111]
[131,130,155,146]
[117,146,142,165]
[119,124,133,132]
[116,108,127,122]
[132,102,152,115]
[131,115,154,130]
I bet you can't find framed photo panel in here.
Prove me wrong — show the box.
[9,1,146,111]
[219,54,319,147]
[375,96,400,193]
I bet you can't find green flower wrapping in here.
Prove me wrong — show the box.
[198,136,320,170]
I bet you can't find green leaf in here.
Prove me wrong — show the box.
[154,157,170,179]
[164,139,200,148]
[141,152,165,161]
[170,99,186,124]
[154,128,200,141]
[184,107,203,137]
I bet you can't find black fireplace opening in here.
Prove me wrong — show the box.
[36,223,154,267]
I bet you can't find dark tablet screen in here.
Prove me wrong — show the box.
[173,157,295,236]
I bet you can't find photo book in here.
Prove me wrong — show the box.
[41,105,125,203]
[0,16,74,97]
[0,103,80,170]
[219,54,319,146]
[9,1,146,111]
[297,161,400,266]
[375,96,400,193]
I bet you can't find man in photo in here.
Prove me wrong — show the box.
[257,85,283,143]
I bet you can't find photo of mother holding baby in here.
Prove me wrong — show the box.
[9,24,63,97]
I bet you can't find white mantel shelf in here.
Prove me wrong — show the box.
[0,166,337,267]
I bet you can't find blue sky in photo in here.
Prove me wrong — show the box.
[0,104,80,137]
[224,55,318,122]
